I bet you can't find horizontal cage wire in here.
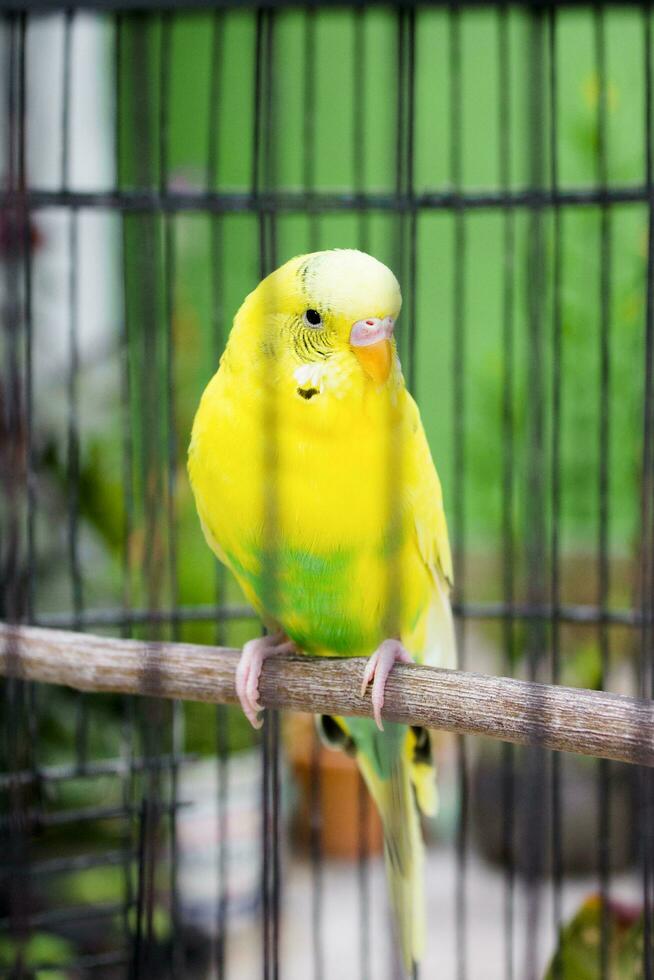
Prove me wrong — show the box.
[1,3,654,980]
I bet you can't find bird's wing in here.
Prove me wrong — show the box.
[405,393,453,588]
[405,393,456,669]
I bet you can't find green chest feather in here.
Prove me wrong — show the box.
[226,544,380,656]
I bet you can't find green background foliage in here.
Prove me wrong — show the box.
[4,9,650,970]
[28,7,652,742]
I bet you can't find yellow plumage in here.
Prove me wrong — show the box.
[188,248,455,974]
[188,249,454,666]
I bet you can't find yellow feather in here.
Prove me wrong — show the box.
[188,249,454,664]
[406,725,439,817]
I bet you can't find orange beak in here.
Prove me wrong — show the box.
[349,317,395,384]
[352,340,392,384]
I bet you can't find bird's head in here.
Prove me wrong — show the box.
[234,249,403,399]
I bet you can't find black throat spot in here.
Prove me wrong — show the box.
[297,387,319,401]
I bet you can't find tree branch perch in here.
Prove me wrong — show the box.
[1,622,653,767]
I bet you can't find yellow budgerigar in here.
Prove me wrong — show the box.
[188,249,455,975]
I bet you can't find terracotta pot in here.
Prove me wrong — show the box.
[286,713,383,860]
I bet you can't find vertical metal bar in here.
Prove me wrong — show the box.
[121,705,138,980]
[130,8,160,617]
[2,14,31,973]
[387,28,416,968]
[302,10,324,980]
[593,7,612,978]
[66,216,81,630]
[353,5,369,255]
[68,205,88,769]
[271,706,281,980]
[356,762,371,980]
[254,8,277,277]
[215,701,230,977]
[523,10,547,980]
[253,9,264,259]
[20,14,34,631]
[159,11,171,196]
[131,795,149,978]
[161,11,183,971]
[390,8,407,958]
[547,8,564,980]
[392,21,418,978]
[641,7,654,976]
[128,14,166,974]
[207,11,222,194]
[116,15,134,642]
[449,5,468,979]
[252,14,270,979]
[403,7,417,392]
[309,596,324,980]
[267,12,281,970]
[61,11,89,773]
[262,706,272,980]
[61,10,72,192]
[263,9,277,275]
[19,11,42,829]
[207,11,230,978]
[114,14,138,971]
[394,6,417,388]
[147,10,165,967]
[395,4,406,374]
[353,10,371,980]
[304,7,319,250]
[254,10,281,979]
[498,7,515,980]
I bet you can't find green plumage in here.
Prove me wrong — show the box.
[320,716,429,975]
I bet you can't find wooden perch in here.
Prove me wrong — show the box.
[1,622,653,767]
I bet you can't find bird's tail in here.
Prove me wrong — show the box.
[360,738,425,975]
[318,716,435,977]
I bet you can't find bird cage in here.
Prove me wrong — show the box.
[1,2,654,978]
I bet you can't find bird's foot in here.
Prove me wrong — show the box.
[236,632,297,729]
[360,639,413,731]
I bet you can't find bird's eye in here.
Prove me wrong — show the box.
[303,309,323,329]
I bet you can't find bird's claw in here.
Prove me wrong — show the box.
[360,639,413,731]
[236,632,296,729]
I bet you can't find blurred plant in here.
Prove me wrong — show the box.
[0,931,74,980]
[467,57,647,690]
[543,894,644,980]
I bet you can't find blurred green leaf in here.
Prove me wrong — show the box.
[0,931,74,977]
[544,895,643,980]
